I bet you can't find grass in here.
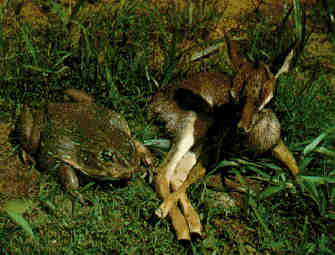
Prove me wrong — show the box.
[0,0,335,254]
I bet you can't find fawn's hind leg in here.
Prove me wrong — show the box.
[271,140,299,176]
[247,109,299,176]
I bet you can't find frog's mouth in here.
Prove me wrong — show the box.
[55,132,139,179]
[59,147,138,180]
[62,156,135,179]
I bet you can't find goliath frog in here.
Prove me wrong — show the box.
[16,89,153,199]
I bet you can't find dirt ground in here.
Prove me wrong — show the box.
[0,121,40,205]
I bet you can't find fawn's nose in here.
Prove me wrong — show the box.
[237,124,244,134]
[237,121,252,134]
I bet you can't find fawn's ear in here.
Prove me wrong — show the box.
[225,32,246,104]
[230,62,254,103]
[259,78,275,111]
[274,49,294,79]
[230,69,244,103]
[258,49,294,111]
[258,64,275,111]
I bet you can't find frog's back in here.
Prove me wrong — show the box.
[45,103,135,157]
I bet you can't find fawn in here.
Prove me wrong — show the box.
[148,36,299,241]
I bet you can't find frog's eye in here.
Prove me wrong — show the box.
[101,150,116,162]
[101,149,131,166]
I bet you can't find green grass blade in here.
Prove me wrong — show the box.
[298,157,314,171]
[68,0,85,26]
[246,196,272,237]
[325,213,335,219]
[257,162,282,171]
[54,65,70,74]
[303,126,335,155]
[0,22,3,52]
[315,146,335,157]
[259,185,287,200]
[143,139,171,150]
[49,0,67,24]
[233,158,272,178]
[73,20,93,58]
[3,199,35,240]
[303,133,327,155]
[299,175,335,184]
[295,216,317,255]
[6,211,35,240]
[214,160,239,169]
[299,178,326,214]
[3,199,32,214]
[79,182,96,193]
[23,64,54,73]
[52,52,72,68]
[161,33,177,87]
[23,64,68,75]
[105,66,120,108]
[293,0,302,41]
[20,26,38,66]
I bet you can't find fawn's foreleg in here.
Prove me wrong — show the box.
[154,111,197,240]
[169,150,204,236]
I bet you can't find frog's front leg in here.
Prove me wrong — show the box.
[58,163,85,204]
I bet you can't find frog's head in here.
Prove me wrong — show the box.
[56,129,141,180]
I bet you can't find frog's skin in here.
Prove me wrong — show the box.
[16,89,153,196]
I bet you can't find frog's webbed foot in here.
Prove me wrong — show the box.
[58,163,89,205]
[134,140,155,166]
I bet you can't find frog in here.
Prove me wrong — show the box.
[16,89,153,200]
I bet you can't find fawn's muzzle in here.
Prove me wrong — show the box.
[237,99,258,133]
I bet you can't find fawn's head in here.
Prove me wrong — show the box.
[231,61,276,133]
[226,35,294,133]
